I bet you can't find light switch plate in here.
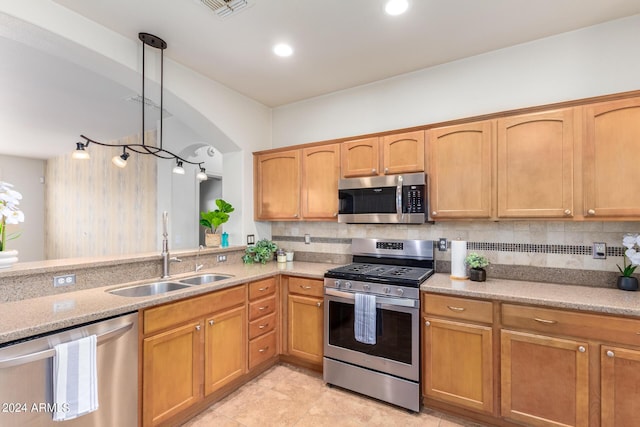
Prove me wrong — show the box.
[593,242,607,259]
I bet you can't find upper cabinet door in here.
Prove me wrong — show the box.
[254,150,301,220]
[584,97,640,218]
[341,137,380,178]
[301,144,340,220]
[381,130,425,175]
[497,109,575,218]
[428,121,494,219]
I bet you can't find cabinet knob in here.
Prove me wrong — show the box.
[564,209,571,215]
[371,168,377,174]
[209,320,214,326]
[294,213,299,218]
[587,209,596,215]
[578,346,586,353]
[195,325,201,331]
[316,301,322,308]
[606,350,615,358]
[333,212,338,217]
[384,167,389,174]
[424,320,431,327]
[432,211,437,216]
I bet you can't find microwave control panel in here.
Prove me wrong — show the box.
[403,185,424,213]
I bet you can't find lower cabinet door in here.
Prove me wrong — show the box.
[204,305,247,395]
[601,345,640,427]
[501,330,589,427]
[287,294,324,364]
[422,317,493,414]
[143,321,202,427]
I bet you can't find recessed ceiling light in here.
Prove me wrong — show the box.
[273,43,293,57]
[385,0,408,16]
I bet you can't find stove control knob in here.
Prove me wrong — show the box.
[396,288,404,296]
[345,282,353,289]
[334,280,341,288]
[383,287,391,294]
[363,284,370,291]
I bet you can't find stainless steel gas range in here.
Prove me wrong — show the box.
[323,238,435,412]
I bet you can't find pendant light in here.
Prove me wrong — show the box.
[73,33,208,179]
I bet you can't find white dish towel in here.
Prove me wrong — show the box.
[354,293,377,345]
[53,334,99,421]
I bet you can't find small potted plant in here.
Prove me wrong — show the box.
[465,252,489,282]
[242,239,278,264]
[199,199,234,247]
[617,234,640,291]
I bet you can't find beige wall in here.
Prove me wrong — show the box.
[44,131,157,259]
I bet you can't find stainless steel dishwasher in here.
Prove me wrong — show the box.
[0,312,138,427]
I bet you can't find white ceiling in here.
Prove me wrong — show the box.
[1,0,640,159]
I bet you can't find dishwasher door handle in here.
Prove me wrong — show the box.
[0,321,134,369]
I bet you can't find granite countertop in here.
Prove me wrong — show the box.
[0,261,332,345]
[422,273,640,317]
[4,264,640,345]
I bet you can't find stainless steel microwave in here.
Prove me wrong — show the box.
[338,172,427,224]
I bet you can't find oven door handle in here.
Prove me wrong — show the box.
[324,288,418,308]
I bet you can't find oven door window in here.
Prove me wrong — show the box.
[327,299,413,364]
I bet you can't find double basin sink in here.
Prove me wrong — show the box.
[108,274,233,297]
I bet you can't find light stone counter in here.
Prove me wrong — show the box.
[421,273,640,317]
[0,261,333,344]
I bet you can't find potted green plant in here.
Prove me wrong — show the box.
[0,181,24,269]
[199,199,234,247]
[465,252,489,282]
[242,239,278,264]
[617,234,639,291]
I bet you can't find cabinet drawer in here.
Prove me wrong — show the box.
[144,285,246,335]
[423,293,493,324]
[288,277,323,297]
[248,295,276,321]
[249,330,277,369]
[249,312,276,340]
[248,277,276,301]
[502,303,640,347]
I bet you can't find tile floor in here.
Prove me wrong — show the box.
[182,364,485,427]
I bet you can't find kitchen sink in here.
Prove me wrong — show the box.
[108,281,192,297]
[178,274,233,285]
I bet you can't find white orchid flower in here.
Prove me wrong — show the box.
[4,210,24,224]
[626,248,637,259]
[630,252,640,266]
[623,234,637,249]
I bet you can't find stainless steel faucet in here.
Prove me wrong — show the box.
[195,245,204,272]
[161,211,181,278]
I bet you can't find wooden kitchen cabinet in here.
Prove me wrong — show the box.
[254,150,301,220]
[600,345,640,427]
[421,293,494,415]
[583,96,640,218]
[301,144,340,220]
[141,285,247,427]
[248,277,278,370]
[288,280,324,365]
[428,120,494,219]
[341,131,425,178]
[497,108,575,218]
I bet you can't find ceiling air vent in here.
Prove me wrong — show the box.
[198,0,252,18]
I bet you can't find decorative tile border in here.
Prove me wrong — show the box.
[272,235,351,244]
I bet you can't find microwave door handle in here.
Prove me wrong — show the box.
[396,175,403,219]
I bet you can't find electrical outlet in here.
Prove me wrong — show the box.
[53,274,76,287]
[593,242,607,259]
[438,238,448,252]
[217,255,227,262]
[304,234,311,244]
[247,234,255,245]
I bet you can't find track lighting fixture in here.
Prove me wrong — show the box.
[196,167,208,181]
[73,32,207,180]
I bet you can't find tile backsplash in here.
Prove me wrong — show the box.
[272,220,640,280]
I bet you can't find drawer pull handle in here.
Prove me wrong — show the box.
[209,320,215,326]
[300,285,312,290]
[258,306,269,311]
[195,325,201,331]
[578,346,586,353]
[606,350,615,358]
[258,346,269,353]
[258,323,269,329]
[424,320,431,327]
[316,302,322,308]
[533,317,557,325]
[447,306,466,312]
[259,287,270,292]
